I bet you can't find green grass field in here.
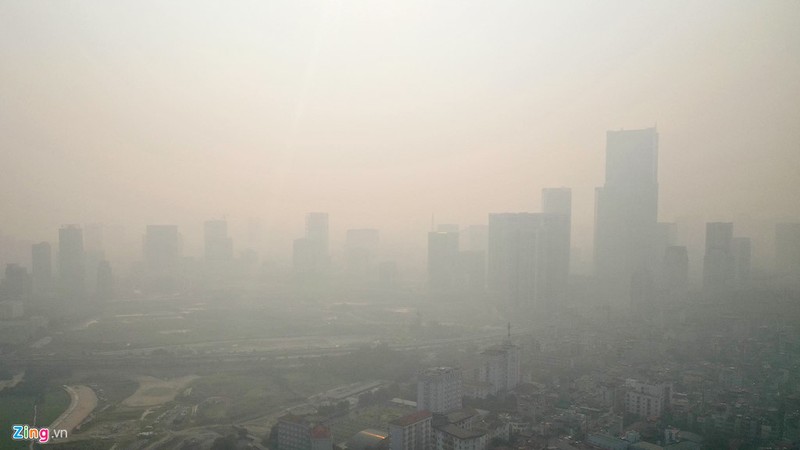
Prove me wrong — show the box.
[0,386,70,450]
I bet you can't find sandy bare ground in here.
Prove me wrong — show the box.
[50,385,98,432]
[0,371,24,391]
[122,375,198,407]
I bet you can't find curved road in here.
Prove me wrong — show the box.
[50,385,98,434]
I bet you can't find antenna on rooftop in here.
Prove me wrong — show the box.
[507,322,511,340]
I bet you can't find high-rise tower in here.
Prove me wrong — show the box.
[58,225,86,299]
[594,128,659,305]
[541,188,572,305]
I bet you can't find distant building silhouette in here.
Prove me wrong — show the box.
[293,213,330,281]
[488,213,543,311]
[58,225,86,299]
[2,264,31,301]
[306,212,329,255]
[541,187,572,306]
[594,128,659,306]
[31,241,52,295]
[428,230,459,292]
[204,219,233,262]
[142,225,181,292]
[703,222,734,291]
[83,223,105,292]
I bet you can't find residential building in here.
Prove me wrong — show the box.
[417,367,463,414]
[623,379,672,419]
[389,410,432,450]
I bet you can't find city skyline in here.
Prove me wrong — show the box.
[1,2,799,448]
[0,2,798,271]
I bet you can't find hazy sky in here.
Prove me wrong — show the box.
[1,1,798,266]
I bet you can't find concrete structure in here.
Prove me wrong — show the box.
[594,128,659,306]
[462,381,491,400]
[59,225,86,299]
[204,219,233,261]
[389,410,432,450]
[277,415,332,450]
[474,341,521,394]
[2,264,31,300]
[488,213,544,310]
[346,429,388,450]
[417,367,463,414]
[432,424,486,450]
[702,222,734,291]
[311,425,333,450]
[623,379,672,419]
[541,187,572,304]
[31,241,52,294]
[428,230,460,292]
[294,213,330,280]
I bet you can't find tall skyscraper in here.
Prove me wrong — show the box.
[83,223,105,291]
[428,230,459,292]
[541,188,572,304]
[488,213,543,310]
[31,241,52,294]
[293,213,330,280]
[59,225,86,299]
[306,213,329,256]
[204,219,233,262]
[594,128,659,305]
[703,222,734,291]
